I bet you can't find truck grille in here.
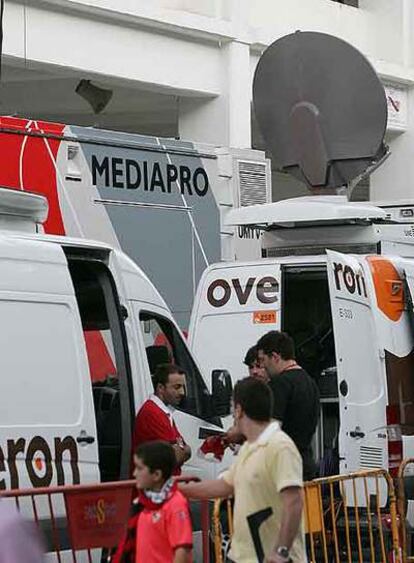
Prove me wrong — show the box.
[359,446,383,469]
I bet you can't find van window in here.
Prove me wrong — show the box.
[66,255,133,482]
[139,312,212,421]
[0,300,81,426]
[191,313,260,386]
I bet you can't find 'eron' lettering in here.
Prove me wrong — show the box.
[55,436,80,485]
[7,438,26,490]
[26,436,53,487]
[0,447,6,490]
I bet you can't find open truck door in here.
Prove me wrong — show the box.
[326,250,388,476]
[189,260,281,390]
[327,249,414,479]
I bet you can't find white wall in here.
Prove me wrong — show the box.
[249,0,405,67]
[4,0,414,200]
[5,2,223,96]
[371,90,414,201]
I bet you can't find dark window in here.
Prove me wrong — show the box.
[140,312,214,422]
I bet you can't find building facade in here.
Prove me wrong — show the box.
[3,0,414,201]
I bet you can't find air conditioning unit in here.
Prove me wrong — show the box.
[214,148,271,262]
[237,159,271,207]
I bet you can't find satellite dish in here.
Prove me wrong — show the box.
[253,31,388,192]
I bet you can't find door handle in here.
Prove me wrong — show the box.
[349,429,365,439]
[76,431,95,445]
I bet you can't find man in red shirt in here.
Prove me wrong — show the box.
[132,364,191,473]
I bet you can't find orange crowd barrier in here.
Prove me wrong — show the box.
[212,468,401,563]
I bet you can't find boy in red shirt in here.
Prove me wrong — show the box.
[113,441,193,563]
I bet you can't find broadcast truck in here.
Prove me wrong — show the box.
[0,119,267,555]
[190,30,414,490]
[0,115,270,331]
[0,185,240,560]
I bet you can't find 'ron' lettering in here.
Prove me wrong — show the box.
[333,262,367,298]
[207,276,279,308]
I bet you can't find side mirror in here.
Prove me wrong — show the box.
[211,369,233,417]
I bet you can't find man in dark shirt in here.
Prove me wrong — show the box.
[257,330,320,481]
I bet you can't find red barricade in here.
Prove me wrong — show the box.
[0,478,210,562]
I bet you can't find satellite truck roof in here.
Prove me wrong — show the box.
[225,196,387,228]
[253,31,388,194]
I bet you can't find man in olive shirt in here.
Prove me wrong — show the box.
[257,331,320,481]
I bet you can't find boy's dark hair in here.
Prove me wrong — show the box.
[233,377,273,422]
[152,363,185,390]
[243,345,258,367]
[135,441,176,480]
[256,330,295,360]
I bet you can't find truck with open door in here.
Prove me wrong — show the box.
[190,31,414,485]
[0,186,234,558]
[190,197,414,480]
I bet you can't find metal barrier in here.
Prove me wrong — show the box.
[397,458,414,563]
[0,478,210,562]
[0,479,136,562]
[304,469,401,563]
[212,469,401,563]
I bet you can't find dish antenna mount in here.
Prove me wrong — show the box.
[253,31,388,195]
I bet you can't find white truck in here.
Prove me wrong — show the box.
[190,195,414,479]
[189,30,414,486]
[0,116,270,332]
[0,186,231,493]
